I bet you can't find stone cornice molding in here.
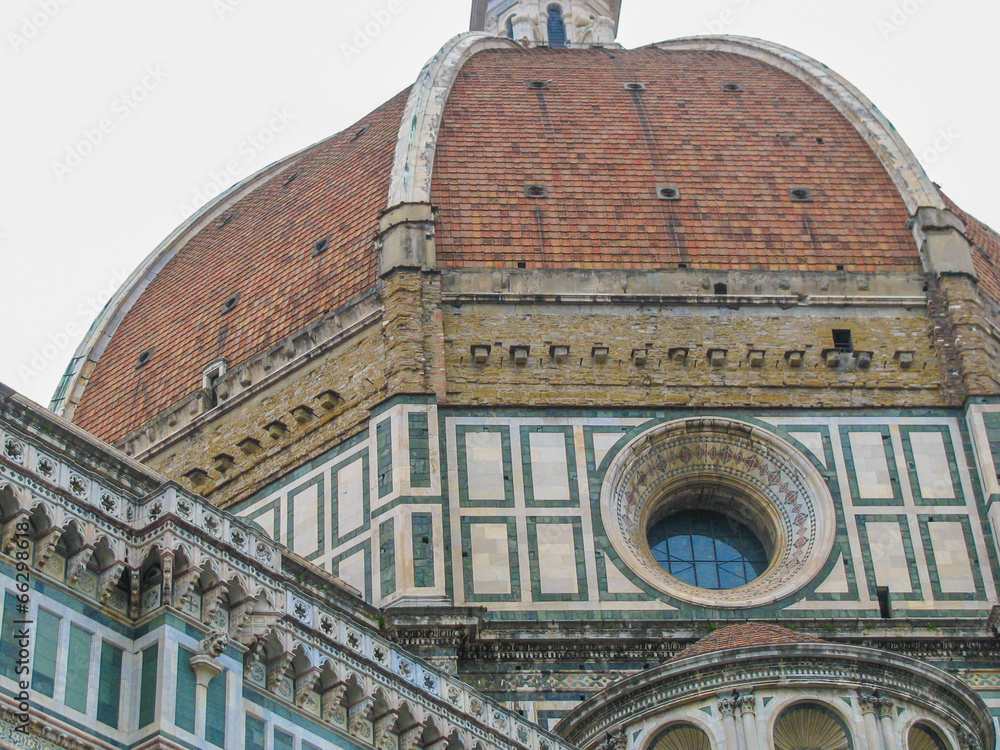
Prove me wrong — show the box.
[554,643,994,750]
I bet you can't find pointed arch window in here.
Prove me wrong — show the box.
[547,5,567,47]
[506,16,515,39]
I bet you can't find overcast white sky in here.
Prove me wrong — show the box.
[2,0,997,409]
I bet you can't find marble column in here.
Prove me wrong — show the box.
[737,691,759,750]
[858,692,883,750]
[718,693,740,750]
[878,696,897,750]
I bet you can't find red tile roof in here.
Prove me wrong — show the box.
[669,622,825,662]
[431,47,920,272]
[74,46,995,445]
[72,89,410,443]
[941,192,1000,303]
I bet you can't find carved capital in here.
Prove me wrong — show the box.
[717,694,738,718]
[877,696,894,719]
[736,690,756,715]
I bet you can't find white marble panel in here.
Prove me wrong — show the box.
[291,482,319,556]
[338,549,366,597]
[928,521,976,594]
[338,460,365,536]
[591,432,625,470]
[466,431,507,501]
[529,432,570,501]
[603,553,644,595]
[866,521,912,593]
[909,431,955,499]
[850,432,894,499]
[814,553,850,594]
[470,523,511,595]
[536,523,577,595]
[789,431,826,468]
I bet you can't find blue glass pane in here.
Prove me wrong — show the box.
[666,533,692,559]
[647,509,769,590]
[547,7,567,47]
[691,533,715,559]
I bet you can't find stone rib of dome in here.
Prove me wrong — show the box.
[71,89,410,443]
[431,46,920,271]
[669,622,826,662]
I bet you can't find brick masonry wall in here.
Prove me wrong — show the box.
[147,322,390,509]
[442,302,949,409]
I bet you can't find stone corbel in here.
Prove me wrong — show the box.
[375,709,401,750]
[1,509,31,554]
[399,721,425,750]
[266,649,296,693]
[200,584,229,626]
[173,566,202,610]
[377,203,437,276]
[64,545,94,587]
[295,667,324,707]
[349,697,376,739]
[34,526,63,569]
[321,683,349,725]
[98,561,126,605]
[910,207,978,279]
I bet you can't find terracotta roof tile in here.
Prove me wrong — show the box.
[431,47,919,272]
[72,89,410,443]
[669,622,825,662]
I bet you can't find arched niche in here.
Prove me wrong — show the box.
[773,702,853,750]
[648,722,712,750]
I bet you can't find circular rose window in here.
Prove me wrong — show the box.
[601,418,836,608]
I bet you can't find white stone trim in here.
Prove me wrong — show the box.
[600,417,838,609]
[651,36,945,216]
[387,32,522,208]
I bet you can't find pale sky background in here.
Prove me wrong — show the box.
[2,0,997,408]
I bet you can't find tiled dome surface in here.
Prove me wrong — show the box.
[431,47,919,272]
[74,45,991,445]
[669,622,826,662]
[72,90,410,442]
